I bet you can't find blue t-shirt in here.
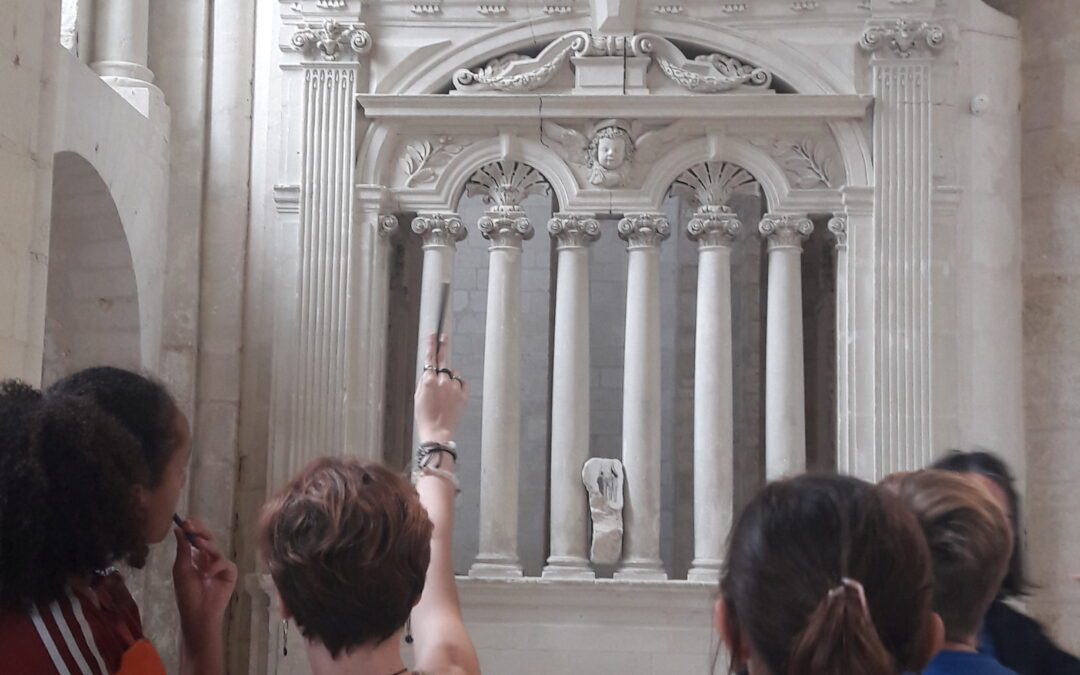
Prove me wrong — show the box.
[924,650,1018,675]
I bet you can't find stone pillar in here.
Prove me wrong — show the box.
[543,214,601,580]
[469,209,533,579]
[270,12,373,483]
[859,18,945,476]
[615,213,670,581]
[828,213,851,474]
[760,214,813,481]
[465,161,550,578]
[93,0,152,82]
[686,206,740,583]
[411,213,467,383]
[343,197,399,461]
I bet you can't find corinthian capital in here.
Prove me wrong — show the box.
[618,213,671,250]
[859,19,946,59]
[479,212,535,249]
[548,214,601,250]
[412,213,467,248]
[759,214,813,251]
[687,206,741,249]
[291,19,372,61]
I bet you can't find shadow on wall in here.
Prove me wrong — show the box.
[42,151,141,386]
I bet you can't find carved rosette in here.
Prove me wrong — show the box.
[827,213,848,250]
[291,19,372,61]
[412,213,467,248]
[618,213,672,250]
[478,213,535,249]
[859,19,946,59]
[688,206,742,249]
[377,215,399,239]
[759,214,813,251]
[548,214,601,250]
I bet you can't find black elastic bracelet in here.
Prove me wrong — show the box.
[417,444,458,469]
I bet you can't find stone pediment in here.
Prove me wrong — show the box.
[450,31,775,95]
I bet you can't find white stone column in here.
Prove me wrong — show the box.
[859,19,945,476]
[92,0,152,82]
[828,213,852,474]
[615,213,670,581]
[760,214,813,481]
[469,209,534,579]
[686,207,740,583]
[411,213,467,384]
[543,214,601,580]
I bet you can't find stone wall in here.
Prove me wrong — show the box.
[0,0,60,384]
[1018,0,1080,652]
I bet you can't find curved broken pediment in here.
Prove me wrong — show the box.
[450,31,775,95]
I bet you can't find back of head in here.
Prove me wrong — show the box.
[721,474,936,675]
[259,458,432,658]
[880,470,1012,642]
[931,449,1026,597]
[0,380,150,609]
[48,367,179,488]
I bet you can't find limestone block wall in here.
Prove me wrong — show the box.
[0,0,60,384]
[1019,0,1080,652]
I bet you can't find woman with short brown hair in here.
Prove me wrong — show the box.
[260,335,479,675]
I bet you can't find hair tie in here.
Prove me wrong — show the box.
[827,577,869,615]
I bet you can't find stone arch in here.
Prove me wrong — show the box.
[393,136,578,213]
[43,151,141,384]
[646,137,791,212]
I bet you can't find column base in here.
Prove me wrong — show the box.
[614,559,667,581]
[541,556,595,580]
[686,559,722,583]
[93,66,166,120]
[469,556,523,579]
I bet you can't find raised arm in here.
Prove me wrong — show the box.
[410,334,481,675]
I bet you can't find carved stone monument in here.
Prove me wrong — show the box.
[582,457,625,565]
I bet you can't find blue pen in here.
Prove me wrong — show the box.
[173,513,200,548]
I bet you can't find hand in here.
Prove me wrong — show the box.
[172,519,238,656]
[415,334,468,445]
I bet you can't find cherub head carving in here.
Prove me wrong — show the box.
[587,123,635,184]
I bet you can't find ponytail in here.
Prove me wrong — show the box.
[788,579,894,675]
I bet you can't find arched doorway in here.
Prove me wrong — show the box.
[42,151,141,385]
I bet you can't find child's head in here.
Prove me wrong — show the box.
[48,367,189,543]
[0,380,152,608]
[259,458,432,658]
[880,470,1013,643]
[718,474,941,675]
[931,449,1026,597]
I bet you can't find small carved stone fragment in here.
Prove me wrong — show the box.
[582,458,625,565]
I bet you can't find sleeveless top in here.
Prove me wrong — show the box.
[0,571,166,675]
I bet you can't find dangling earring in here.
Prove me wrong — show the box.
[282,618,289,656]
[405,615,414,645]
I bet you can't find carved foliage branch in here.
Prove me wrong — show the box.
[402,137,468,187]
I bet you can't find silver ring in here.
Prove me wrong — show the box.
[423,364,437,372]
[451,375,465,388]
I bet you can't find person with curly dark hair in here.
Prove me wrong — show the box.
[0,368,237,675]
[933,450,1080,675]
